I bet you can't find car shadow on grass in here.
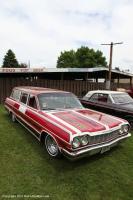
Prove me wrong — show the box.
[42,144,123,173]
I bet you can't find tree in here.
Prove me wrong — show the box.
[19,63,28,68]
[57,50,78,68]
[2,49,19,68]
[115,67,120,71]
[57,46,107,68]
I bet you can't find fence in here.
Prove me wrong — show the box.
[0,77,131,104]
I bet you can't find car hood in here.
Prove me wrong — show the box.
[40,108,122,135]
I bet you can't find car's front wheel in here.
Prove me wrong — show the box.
[11,113,16,122]
[45,134,61,158]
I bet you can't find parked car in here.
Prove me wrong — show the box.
[4,87,131,160]
[81,90,133,127]
[116,88,133,98]
[126,88,133,98]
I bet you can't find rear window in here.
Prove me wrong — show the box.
[11,89,21,101]
[111,93,133,104]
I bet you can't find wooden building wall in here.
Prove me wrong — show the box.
[0,77,131,104]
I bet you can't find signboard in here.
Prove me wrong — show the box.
[0,67,106,73]
[0,68,68,73]
[0,68,45,73]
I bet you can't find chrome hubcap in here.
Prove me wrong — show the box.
[46,136,58,156]
[12,113,16,122]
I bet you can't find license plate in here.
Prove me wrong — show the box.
[101,146,110,154]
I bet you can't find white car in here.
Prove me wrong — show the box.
[81,90,133,127]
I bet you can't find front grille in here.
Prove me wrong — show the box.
[89,130,120,145]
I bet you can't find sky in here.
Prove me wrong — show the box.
[0,0,133,71]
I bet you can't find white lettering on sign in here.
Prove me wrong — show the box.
[2,68,16,73]
[33,68,44,72]
[19,105,27,114]
[20,68,29,72]
[0,68,46,73]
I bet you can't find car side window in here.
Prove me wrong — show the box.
[89,93,99,102]
[98,94,108,103]
[28,95,37,109]
[20,93,28,104]
[90,93,111,103]
[11,89,21,101]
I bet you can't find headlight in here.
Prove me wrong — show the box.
[80,135,88,146]
[119,127,124,134]
[72,137,81,148]
[119,124,129,135]
[123,124,129,133]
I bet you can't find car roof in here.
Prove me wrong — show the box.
[13,86,70,95]
[86,90,126,95]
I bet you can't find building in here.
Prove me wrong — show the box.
[0,67,132,103]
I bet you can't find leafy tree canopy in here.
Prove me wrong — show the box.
[2,49,19,68]
[19,63,28,68]
[57,46,107,68]
[115,67,120,71]
[57,50,78,68]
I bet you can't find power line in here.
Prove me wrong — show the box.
[101,42,123,90]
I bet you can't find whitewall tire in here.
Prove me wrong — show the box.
[45,134,61,158]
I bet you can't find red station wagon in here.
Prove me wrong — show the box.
[4,87,131,160]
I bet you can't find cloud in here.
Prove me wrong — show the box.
[0,0,133,71]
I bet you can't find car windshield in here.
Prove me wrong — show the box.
[111,93,133,104]
[38,92,83,110]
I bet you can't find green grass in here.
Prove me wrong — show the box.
[0,105,133,200]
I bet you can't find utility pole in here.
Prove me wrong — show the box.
[28,60,30,68]
[101,42,123,90]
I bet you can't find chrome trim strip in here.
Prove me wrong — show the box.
[62,133,131,157]
[5,104,71,145]
[40,128,70,145]
[5,104,44,130]
[5,101,72,135]
[16,118,40,141]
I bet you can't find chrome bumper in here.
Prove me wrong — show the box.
[62,133,131,160]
